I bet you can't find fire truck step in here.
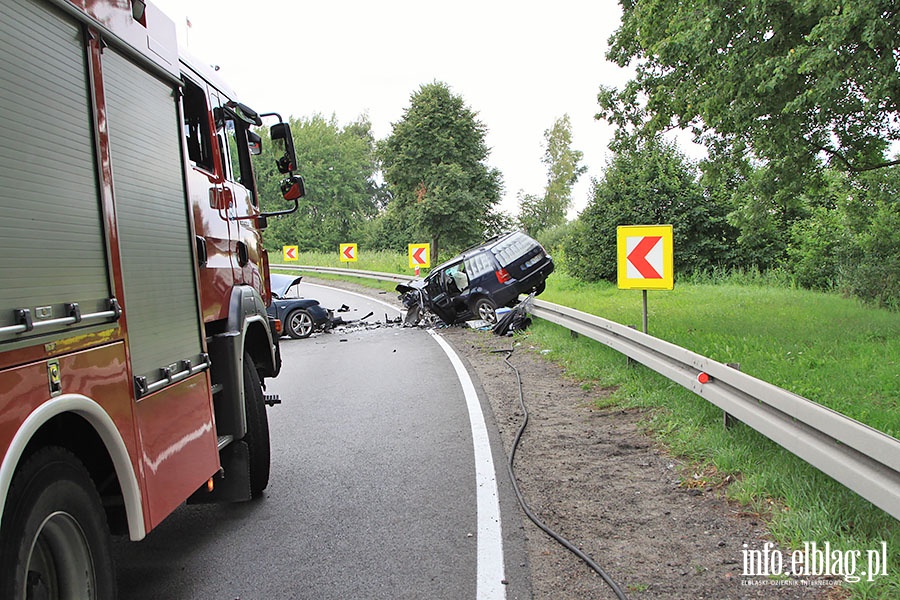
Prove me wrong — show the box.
[264,394,281,406]
[216,435,233,450]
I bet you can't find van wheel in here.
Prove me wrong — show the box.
[286,309,314,339]
[0,447,116,600]
[243,353,271,497]
[473,297,498,324]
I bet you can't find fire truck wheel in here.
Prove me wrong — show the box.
[0,446,115,600]
[285,309,314,339]
[243,353,271,497]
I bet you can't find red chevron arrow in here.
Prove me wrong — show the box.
[627,236,662,279]
[285,247,297,260]
[342,245,355,260]
[412,247,426,265]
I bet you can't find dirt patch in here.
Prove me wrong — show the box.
[305,277,843,599]
[444,327,849,599]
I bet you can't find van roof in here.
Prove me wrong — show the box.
[431,231,528,271]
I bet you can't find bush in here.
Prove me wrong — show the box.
[564,137,737,282]
[786,206,843,291]
[842,199,900,310]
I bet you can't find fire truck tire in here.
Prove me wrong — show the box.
[285,309,314,339]
[243,353,271,497]
[0,446,115,600]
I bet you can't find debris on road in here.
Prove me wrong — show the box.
[492,294,534,336]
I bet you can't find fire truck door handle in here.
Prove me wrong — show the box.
[236,241,249,267]
[196,236,208,266]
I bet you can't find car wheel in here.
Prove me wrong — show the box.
[243,353,270,497]
[286,309,314,339]
[0,447,116,600]
[473,297,498,324]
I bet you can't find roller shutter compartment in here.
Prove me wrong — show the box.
[0,0,114,345]
[102,48,206,395]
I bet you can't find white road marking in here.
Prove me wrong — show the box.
[299,281,507,596]
[429,330,507,600]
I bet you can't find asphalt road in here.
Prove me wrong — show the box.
[114,283,528,599]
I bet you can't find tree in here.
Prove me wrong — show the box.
[542,115,587,226]
[786,167,900,308]
[255,114,381,252]
[517,115,587,235]
[516,191,545,236]
[377,81,503,260]
[565,136,736,282]
[599,0,900,181]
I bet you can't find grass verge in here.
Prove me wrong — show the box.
[270,250,416,293]
[527,272,899,598]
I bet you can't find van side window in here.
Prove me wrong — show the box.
[466,253,493,280]
[445,262,468,293]
[182,79,214,172]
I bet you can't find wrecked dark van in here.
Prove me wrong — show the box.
[397,231,554,325]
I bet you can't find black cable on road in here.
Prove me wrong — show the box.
[493,347,630,600]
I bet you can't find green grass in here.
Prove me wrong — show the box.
[273,253,900,597]
[270,250,422,293]
[539,272,900,438]
[273,249,429,276]
[530,272,900,598]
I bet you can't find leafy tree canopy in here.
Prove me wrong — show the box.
[599,0,900,180]
[378,81,503,260]
[255,114,381,252]
[518,114,587,235]
[565,135,737,281]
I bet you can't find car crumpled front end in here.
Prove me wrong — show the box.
[396,280,429,326]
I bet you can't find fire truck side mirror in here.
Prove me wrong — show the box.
[280,175,305,201]
[270,123,297,175]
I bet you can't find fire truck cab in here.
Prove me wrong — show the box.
[0,0,303,597]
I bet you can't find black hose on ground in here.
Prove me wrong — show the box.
[494,347,630,600]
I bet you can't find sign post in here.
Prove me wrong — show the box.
[339,243,358,264]
[282,245,298,262]
[617,225,674,333]
[408,243,430,276]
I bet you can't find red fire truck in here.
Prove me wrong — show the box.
[0,0,304,596]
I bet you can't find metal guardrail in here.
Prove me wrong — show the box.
[532,299,900,521]
[276,265,900,520]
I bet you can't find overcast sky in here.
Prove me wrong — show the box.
[151,0,631,217]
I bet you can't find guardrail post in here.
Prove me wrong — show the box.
[642,290,649,334]
[626,325,638,367]
[723,363,741,429]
